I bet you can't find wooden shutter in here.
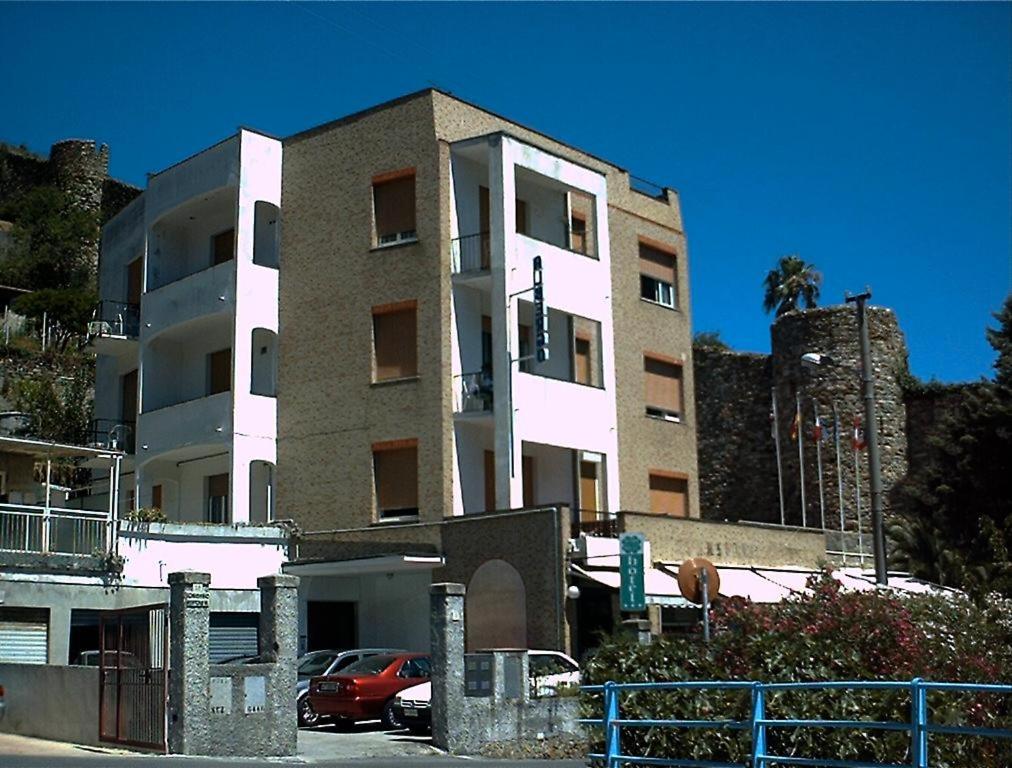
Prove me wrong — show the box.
[152,484,163,510]
[649,472,688,517]
[522,455,535,507]
[208,349,232,394]
[579,461,599,514]
[639,242,676,283]
[373,303,418,380]
[374,441,418,516]
[479,186,490,234]
[644,355,683,414]
[575,337,592,385]
[121,369,138,421]
[374,174,416,239]
[212,229,235,265]
[570,213,587,254]
[484,450,495,512]
[127,258,143,304]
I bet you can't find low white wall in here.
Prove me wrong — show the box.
[0,663,100,746]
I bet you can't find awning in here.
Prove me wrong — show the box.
[714,568,794,603]
[284,554,445,577]
[571,564,693,607]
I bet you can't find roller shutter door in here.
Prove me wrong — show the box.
[208,612,258,662]
[0,607,49,664]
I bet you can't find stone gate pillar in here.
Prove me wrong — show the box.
[167,571,211,755]
[430,582,466,751]
[257,574,299,756]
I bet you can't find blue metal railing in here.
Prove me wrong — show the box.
[582,679,1012,768]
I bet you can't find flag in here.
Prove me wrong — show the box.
[789,409,800,441]
[812,412,823,442]
[852,416,866,450]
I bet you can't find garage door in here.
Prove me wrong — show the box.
[209,612,258,662]
[0,607,49,664]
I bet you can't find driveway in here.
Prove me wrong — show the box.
[298,719,442,759]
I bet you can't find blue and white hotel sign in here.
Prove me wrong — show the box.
[619,532,646,612]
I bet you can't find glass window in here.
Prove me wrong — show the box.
[374,174,416,245]
[343,654,397,675]
[298,652,339,678]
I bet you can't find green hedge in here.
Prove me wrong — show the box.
[583,572,1012,767]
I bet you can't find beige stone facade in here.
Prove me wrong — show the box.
[279,89,699,530]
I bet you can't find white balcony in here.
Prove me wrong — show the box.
[142,260,235,340]
[0,504,113,557]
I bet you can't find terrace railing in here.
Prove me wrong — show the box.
[88,300,140,339]
[0,503,113,556]
[453,371,493,414]
[450,232,491,274]
[583,679,1012,768]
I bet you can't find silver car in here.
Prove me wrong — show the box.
[296,648,404,726]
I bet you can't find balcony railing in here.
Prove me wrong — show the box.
[89,418,136,454]
[88,300,140,339]
[450,232,491,275]
[453,370,494,414]
[572,511,618,538]
[0,503,113,556]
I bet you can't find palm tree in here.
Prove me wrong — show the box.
[762,255,822,316]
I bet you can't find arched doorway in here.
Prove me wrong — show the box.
[466,559,527,650]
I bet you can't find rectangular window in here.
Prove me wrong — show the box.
[126,257,143,305]
[373,301,418,381]
[480,186,530,239]
[522,454,535,507]
[649,472,688,518]
[373,170,416,246]
[207,348,232,395]
[515,198,528,236]
[374,439,419,519]
[639,240,678,309]
[206,473,229,523]
[574,335,593,385]
[644,354,683,421]
[152,484,163,511]
[484,449,495,512]
[121,369,138,422]
[211,228,235,266]
[570,212,587,255]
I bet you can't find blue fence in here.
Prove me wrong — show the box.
[582,679,1012,768]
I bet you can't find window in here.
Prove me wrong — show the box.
[639,240,678,309]
[207,348,232,395]
[207,473,229,523]
[152,484,163,511]
[644,354,683,421]
[373,439,419,519]
[570,212,587,255]
[372,301,418,381]
[211,228,235,266]
[480,186,530,239]
[649,471,688,518]
[515,198,529,236]
[574,335,592,385]
[373,170,416,246]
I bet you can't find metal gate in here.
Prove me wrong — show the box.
[98,603,169,751]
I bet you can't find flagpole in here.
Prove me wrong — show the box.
[796,391,806,528]
[832,402,846,560]
[772,388,786,527]
[813,399,826,530]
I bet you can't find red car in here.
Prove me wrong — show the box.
[307,652,431,729]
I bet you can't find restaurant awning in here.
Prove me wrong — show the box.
[571,564,694,607]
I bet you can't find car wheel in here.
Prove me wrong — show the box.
[298,696,320,727]
[381,699,404,730]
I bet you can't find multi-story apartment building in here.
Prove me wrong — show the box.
[92,129,282,524]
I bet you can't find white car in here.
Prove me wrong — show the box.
[393,650,579,732]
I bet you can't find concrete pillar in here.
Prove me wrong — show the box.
[167,571,211,755]
[430,582,466,751]
[257,574,299,757]
[48,604,72,664]
[622,618,653,646]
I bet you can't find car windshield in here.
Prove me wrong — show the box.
[298,652,339,678]
[341,654,397,676]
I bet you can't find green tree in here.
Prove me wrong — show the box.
[4,361,92,445]
[693,330,729,350]
[12,287,97,352]
[762,254,822,316]
[892,295,1012,597]
[0,186,98,290]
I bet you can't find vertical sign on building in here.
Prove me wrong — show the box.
[533,256,549,363]
[619,532,646,612]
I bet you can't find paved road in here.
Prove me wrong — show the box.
[0,730,586,768]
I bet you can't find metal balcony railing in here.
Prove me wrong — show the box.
[0,503,113,556]
[89,418,136,453]
[453,371,494,414]
[450,232,491,275]
[572,511,618,539]
[88,300,140,339]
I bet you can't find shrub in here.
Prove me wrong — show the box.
[583,572,1012,766]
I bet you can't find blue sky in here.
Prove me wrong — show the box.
[2,2,1008,382]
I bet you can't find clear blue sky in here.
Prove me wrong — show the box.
[2,2,1009,382]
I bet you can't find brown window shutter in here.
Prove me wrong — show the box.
[152,484,163,511]
[644,356,683,414]
[121,369,138,422]
[374,444,419,515]
[639,243,676,283]
[579,461,599,514]
[522,455,535,507]
[484,450,495,512]
[479,186,490,234]
[575,337,592,385]
[208,349,232,394]
[212,229,235,265]
[649,473,688,517]
[373,306,418,380]
[127,258,143,304]
[208,473,229,497]
[570,213,587,254]
[374,175,416,239]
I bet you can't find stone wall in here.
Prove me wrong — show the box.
[695,304,912,535]
[0,663,101,746]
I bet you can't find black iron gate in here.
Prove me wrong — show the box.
[98,603,169,751]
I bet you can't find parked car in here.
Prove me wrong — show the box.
[307,652,430,729]
[391,650,580,733]
[72,650,143,668]
[296,648,404,727]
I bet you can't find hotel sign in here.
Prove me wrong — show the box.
[619,533,646,612]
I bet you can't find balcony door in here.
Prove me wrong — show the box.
[121,370,138,423]
[126,258,143,305]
